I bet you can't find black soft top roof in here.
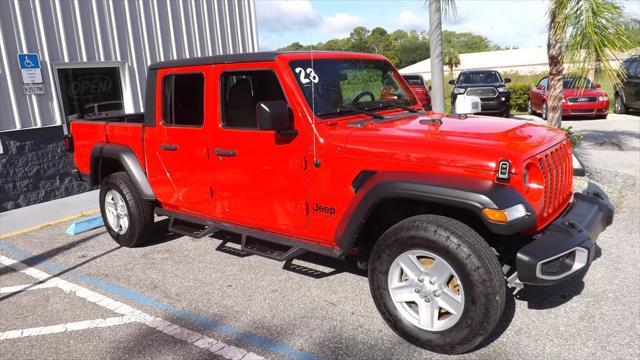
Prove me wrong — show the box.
[147,50,378,70]
[148,52,281,70]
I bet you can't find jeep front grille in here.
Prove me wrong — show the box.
[538,140,573,221]
[466,87,498,98]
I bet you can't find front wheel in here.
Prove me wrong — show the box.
[542,102,548,120]
[614,94,626,114]
[100,171,154,247]
[368,215,506,354]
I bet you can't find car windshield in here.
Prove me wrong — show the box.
[457,71,502,84]
[563,77,596,89]
[289,59,417,118]
[403,75,424,86]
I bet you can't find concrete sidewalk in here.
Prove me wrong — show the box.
[0,190,99,237]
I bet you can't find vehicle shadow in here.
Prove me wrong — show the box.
[576,129,640,152]
[141,218,182,247]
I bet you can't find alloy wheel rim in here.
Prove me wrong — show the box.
[104,190,129,234]
[615,97,622,112]
[387,250,465,332]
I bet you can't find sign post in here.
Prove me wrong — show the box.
[17,53,45,95]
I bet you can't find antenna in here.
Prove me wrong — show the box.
[310,43,320,168]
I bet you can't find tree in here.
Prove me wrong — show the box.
[428,0,457,113]
[546,0,632,128]
[368,27,392,55]
[349,26,373,53]
[443,48,461,79]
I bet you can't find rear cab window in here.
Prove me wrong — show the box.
[162,73,205,126]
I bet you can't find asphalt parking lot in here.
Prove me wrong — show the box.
[1,113,639,360]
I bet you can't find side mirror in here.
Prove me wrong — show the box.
[504,78,512,83]
[536,84,545,90]
[256,100,292,133]
[448,79,456,85]
[595,83,602,89]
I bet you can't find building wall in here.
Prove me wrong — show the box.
[0,0,258,212]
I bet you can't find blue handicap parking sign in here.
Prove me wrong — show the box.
[18,53,41,70]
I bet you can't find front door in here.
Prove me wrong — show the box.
[145,67,215,217]
[211,64,309,230]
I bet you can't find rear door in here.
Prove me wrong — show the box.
[625,60,640,109]
[211,63,309,230]
[144,66,215,216]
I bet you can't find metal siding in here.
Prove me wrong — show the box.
[0,0,258,132]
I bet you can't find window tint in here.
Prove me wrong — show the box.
[222,70,285,129]
[162,73,204,126]
[540,78,548,89]
[98,102,123,112]
[629,60,639,77]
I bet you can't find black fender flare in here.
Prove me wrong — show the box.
[335,171,535,252]
[90,143,156,200]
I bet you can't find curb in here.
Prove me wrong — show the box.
[0,209,100,240]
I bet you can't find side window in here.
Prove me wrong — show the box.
[540,78,548,89]
[222,70,285,129]
[629,60,640,77]
[162,73,204,126]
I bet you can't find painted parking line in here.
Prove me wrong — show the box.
[0,242,323,360]
[0,254,264,360]
[0,282,58,293]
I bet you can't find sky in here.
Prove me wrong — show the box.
[256,0,640,51]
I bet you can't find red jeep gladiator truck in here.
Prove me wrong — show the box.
[67,51,613,354]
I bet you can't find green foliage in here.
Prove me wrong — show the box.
[508,83,533,113]
[278,27,499,68]
[340,69,383,103]
[625,17,640,48]
[443,48,460,78]
[560,126,583,146]
[442,31,500,53]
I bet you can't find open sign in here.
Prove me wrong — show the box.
[68,75,113,99]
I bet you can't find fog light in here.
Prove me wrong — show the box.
[482,204,527,223]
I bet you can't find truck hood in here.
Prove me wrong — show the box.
[339,113,567,174]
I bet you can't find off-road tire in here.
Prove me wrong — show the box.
[368,215,506,354]
[100,171,154,247]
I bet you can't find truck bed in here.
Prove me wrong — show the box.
[70,114,146,176]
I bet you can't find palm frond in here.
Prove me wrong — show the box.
[441,0,457,21]
[556,0,633,88]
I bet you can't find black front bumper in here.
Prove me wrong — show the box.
[516,182,614,285]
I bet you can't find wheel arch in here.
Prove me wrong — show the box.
[336,172,535,256]
[90,143,156,200]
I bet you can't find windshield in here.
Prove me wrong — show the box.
[563,77,596,89]
[457,71,502,84]
[289,59,417,118]
[403,75,424,86]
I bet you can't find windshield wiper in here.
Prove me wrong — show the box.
[365,101,418,113]
[317,104,384,119]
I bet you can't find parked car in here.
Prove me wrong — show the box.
[82,101,124,119]
[614,56,640,114]
[402,74,431,110]
[528,76,609,119]
[449,70,511,117]
[66,51,613,355]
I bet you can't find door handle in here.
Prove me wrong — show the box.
[214,148,237,157]
[160,144,178,151]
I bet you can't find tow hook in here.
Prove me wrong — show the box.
[563,220,582,233]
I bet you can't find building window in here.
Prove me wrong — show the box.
[55,66,124,123]
[221,70,285,129]
[162,73,205,126]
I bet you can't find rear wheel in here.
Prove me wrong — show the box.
[614,94,626,114]
[100,171,154,247]
[368,215,505,354]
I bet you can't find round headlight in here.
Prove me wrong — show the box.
[524,162,545,201]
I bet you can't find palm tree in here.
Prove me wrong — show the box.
[444,48,460,79]
[546,0,632,128]
[428,0,456,113]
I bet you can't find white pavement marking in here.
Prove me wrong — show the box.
[0,316,137,339]
[0,282,58,293]
[0,255,265,360]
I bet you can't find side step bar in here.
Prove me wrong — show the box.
[155,207,343,260]
[168,217,217,239]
